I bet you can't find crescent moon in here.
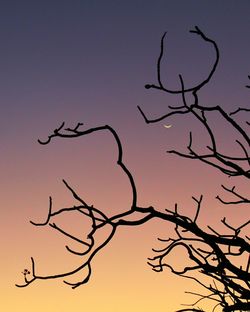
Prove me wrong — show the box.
[164,124,172,129]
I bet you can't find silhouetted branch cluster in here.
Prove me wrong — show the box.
[17,27,250,312]
[148,198,250,311]
[138,26,250,312]
[139,27,250,178]
[139,26,250,311]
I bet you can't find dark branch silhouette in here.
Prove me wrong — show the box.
[17,27,250,312]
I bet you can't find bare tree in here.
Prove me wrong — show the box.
[16,27,250,312]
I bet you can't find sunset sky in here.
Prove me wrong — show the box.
[2,1,250,311]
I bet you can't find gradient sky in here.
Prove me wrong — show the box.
[1,1,250,311]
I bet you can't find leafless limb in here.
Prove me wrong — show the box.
[18,27,250,312]
[230,108,250,116]
[143,26,219,95]
[38,122,138,209]
[216,185,250,205]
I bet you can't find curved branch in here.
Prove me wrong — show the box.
[30,196,52,226]
[145,26,219,94]
[38,123,138,209]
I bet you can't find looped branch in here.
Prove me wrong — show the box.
[144,26,219,95]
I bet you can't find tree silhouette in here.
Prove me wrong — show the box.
[16,27,250,312]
